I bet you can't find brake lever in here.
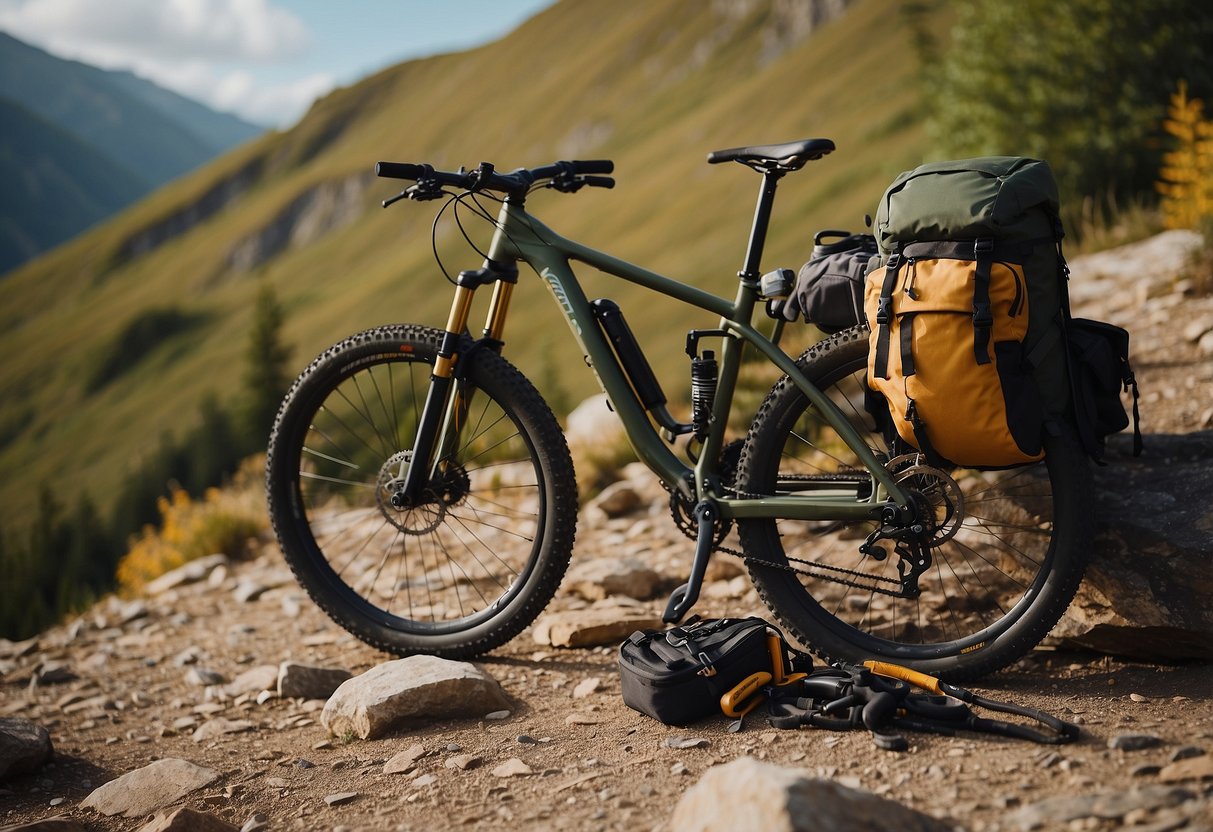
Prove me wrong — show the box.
[382,190,409,208]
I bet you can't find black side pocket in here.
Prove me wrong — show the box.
[1067,319,1137,459]
[994,340,1045,458]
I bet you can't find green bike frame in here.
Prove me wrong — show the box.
[437,195,914,522]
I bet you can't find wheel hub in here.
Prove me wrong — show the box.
[892,460,965,545]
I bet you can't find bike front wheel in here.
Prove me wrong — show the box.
[266,324,577,658]
[736,326,1092,681]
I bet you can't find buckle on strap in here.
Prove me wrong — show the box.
[876,296,893,325]
[972,301,993,328]
[974,238,995,255]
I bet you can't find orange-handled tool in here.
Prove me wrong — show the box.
[720,671,771,717]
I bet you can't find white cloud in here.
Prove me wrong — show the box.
[0,0,310,62]
[0,0,325,125]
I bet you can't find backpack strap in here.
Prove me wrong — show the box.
[872,251,902,380]
[971,238,995,365]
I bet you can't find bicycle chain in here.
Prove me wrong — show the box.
[662,473,907,597]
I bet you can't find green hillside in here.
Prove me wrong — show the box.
[0,0,936,526]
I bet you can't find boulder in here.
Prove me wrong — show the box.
[1054,432,1213,660]
[670,758,953,832]
[0,717,53,780]
[320,656,509,740]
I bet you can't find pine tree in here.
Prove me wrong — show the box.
[240,281,292,452]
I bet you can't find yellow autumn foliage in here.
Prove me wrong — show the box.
[1157,81,1213,230]
[116,485,265,594]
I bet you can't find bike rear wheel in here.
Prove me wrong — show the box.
[266,324,577,658]
[736,326,1092,681]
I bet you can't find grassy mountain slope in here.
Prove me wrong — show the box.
[0,0,937,524]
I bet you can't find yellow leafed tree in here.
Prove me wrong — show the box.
[1157,81,1213,229]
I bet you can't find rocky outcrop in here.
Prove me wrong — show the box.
[225,174,371,274]
[1055,431,1213,659]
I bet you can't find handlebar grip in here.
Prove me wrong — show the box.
[572,159,614,175]
[375,161,426,180]
[582,175,615,189]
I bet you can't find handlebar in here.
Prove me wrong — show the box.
[375,159,615,203]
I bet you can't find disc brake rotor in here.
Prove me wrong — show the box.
[893,461,965,545]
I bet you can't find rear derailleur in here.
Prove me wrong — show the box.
[858,504,933,599]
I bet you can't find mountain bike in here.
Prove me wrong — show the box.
[265,139,1093,681]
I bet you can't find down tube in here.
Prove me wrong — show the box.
[523,253,692,493]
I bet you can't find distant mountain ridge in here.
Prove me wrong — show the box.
[0,31,263,272]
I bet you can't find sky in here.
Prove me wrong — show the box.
[0,0,555,128]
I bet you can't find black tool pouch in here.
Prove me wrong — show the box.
[618,617,774,725]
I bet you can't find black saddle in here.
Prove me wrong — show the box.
[707,138,835,172]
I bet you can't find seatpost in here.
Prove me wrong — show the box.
[738,170,784,286]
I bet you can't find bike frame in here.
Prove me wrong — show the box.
[418,182,911,523]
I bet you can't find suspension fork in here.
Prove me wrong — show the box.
[393,264,517,506]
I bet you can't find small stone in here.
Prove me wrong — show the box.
[1128,693,1149,703]
[277,662,352,700]
[412,774,437,787]
[664,737,711,750]
[134,807,239,831]
[492,758,533,778]
[572,678,601,700]
[224,665,279,697]
[517,734,538,745]
[1109,733,1164,751]
[485,709,511,721]
[445,754,482,771]
[384,744,426,775]
[1170,746,1206,762]
[185,668,226,687]
[240,812,269,832]
[233,581,268,603]
[1158,754,1213,783]
[1130,764,1162,777]
[192,718,255,743]
[565,713,603,725]
[324,792,358,806]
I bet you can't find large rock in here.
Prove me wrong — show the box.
[320,656,510,740]
[670,758,953,832]
[81,758,219,818]
[0,717,53,780]
[1054,432,1213,659]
